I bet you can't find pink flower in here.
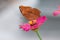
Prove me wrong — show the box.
[53,10,60,16]
[19,16,47,31]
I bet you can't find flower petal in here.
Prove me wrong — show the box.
[20,23,31,31]
[31,24,38,30]
[37,16,47,26]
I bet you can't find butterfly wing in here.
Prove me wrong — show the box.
[19,6,41,21]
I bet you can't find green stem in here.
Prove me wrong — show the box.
[35,30,42,40]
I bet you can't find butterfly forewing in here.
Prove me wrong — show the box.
[19,6,41,21]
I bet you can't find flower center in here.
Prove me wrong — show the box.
[28,20,37,26]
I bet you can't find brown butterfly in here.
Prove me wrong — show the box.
[19,5,41,21]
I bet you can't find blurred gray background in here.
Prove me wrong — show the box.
[0,0,60,40]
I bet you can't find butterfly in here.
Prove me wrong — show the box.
[19,6,41,21]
